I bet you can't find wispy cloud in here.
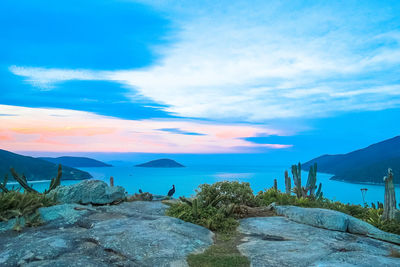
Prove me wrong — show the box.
[9,1,400,121]
[0,105,290,153]
[158,128,206,136]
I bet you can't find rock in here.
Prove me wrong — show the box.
[238,217,400,267]
[48,180,126,205]
[347,216,400,244]
[0,201,213,266]
[275,205,400,245]
[275,205,349,232]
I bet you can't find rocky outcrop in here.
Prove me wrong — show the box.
[275,205,400,245]
[0,201,214,266]
[238,216,400,267]
[48,180,126,205]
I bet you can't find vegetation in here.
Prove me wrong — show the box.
[0,191,57,231]
[167,162,400,236]
[0,166,61,231]
[166,181,258,232]
[187,232,249,267]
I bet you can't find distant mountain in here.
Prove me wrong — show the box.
[135,159,185,168]
[0,149,92,181]
[39,156,112,168]
[302,136,400,184]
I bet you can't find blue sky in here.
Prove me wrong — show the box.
[1,0,400,157]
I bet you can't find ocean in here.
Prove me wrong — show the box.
[14,161,399,206]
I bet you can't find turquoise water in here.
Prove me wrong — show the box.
[13,164,399,206]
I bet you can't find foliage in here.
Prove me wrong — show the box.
[0,191,57,230]
[196,181,258,207]
[166,181,256,232]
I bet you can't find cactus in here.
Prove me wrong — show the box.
[273,179,278,191]
[306,163,317,196]
[291,163,303,198]
[44,164,62,194]
[284,170,291,194]
[10,168,39,193]
[315,182,323,199]
[382,168,396,221]
[110,176,114,187]
[0,174,9,193]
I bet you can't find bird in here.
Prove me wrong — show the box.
[167,185,175,197]
[139,189,143,194]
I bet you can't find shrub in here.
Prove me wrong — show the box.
[196,181,258,207]
[0,191,57,230]
[166,181,254,232]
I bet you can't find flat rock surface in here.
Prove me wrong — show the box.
[238,216,400,267]
[0,201,214,267]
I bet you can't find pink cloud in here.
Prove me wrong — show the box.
[0,105,292,153]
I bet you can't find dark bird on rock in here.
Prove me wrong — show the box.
[139,189,143,194]
[167,185,175,197]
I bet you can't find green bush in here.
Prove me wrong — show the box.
[166,181,255,232]
[196,181,258,207]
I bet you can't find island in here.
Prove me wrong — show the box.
[0,149,92,181]
[39,156,112,168]
[302,136,400,184]
[135,159,185,168]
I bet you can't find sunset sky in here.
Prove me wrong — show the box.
[1,0,400,156]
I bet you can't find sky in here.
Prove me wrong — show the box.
[1,0,400,159]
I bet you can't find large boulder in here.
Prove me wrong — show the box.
[48,180,126,205]
[238,216,400,267]
[275,205,400,245]
[275,206,349,232]
[0,201,214,266]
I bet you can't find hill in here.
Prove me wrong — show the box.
[302,136,400,184]
[135,159,185,168]
[39,156,112,168]
[0,149,92,181]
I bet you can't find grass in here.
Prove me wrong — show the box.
[389,248,400,258]
[187,231,250,267]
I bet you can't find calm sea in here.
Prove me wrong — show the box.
[14,163,399,206]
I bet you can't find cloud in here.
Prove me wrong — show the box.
[0,104,290,153]
[158,128,206,136]
[9,66,106,90]
[9,1,400,121]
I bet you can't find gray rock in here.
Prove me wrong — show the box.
[275,205,400,245]
[347,216,400,244]
[275,205,349,231]
[239,217,400,267]
[48,180,126,205]
[0,201,213,267]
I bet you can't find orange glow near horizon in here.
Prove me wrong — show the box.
[0,105,292,153]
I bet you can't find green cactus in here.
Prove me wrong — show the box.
[291,163,303,198]
[306,163,317,196]
[273,179,278,191]
[10,168,39,193]
[315,182,323,199]
[284,170,291,195]
[44,164,62,194]
[0,174,9,193]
